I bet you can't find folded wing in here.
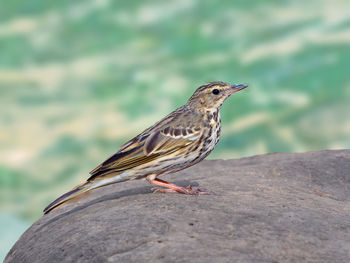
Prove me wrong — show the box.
[88,125,200,181]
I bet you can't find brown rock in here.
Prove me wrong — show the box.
[5,150,350,262]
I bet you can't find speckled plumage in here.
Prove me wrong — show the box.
[44,81,247,214]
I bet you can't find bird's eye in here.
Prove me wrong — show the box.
[212,89,220,95]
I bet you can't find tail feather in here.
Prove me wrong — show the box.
[43,182,92,214]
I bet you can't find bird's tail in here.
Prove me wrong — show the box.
[43,181,92,214]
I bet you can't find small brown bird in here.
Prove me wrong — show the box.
[44,81,247,213]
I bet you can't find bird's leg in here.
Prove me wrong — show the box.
[146,177,186,193]
[146,177,213,195]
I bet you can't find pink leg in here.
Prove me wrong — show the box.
[146,177,214,195]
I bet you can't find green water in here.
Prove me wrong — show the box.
[1,0,350,259]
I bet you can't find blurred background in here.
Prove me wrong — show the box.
[1,0,350,259]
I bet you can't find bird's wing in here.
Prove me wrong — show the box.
[88,121,201,181]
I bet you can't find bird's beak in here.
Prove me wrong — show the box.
[228,84,248,94]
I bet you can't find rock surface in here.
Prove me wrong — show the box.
[5,150,350,263]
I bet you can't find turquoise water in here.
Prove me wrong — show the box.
[1,0,350,259]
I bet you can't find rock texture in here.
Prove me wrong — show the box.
[5,150,350,263]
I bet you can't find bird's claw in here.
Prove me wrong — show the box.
[182,185,215,195]
[151,187,177,193]
[151,185,214,195]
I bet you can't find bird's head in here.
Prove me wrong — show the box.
[188,81,247,111]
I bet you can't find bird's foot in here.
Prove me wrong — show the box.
[147,177,214,195]
[181,185,214,195]
[151,186,213,195]
[151,187,177,193]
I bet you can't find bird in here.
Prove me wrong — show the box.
[43,81,247,214]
